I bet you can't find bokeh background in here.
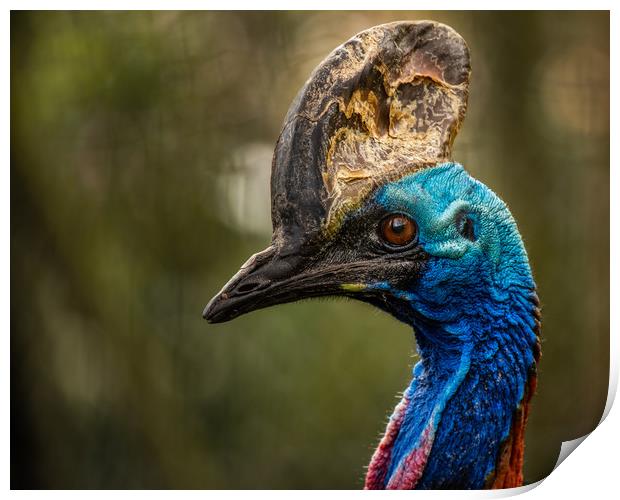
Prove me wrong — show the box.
[11,11,609,489]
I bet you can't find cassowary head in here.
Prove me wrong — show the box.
[204,21,540,490]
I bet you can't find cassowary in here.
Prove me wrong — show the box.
[203,21,541,490]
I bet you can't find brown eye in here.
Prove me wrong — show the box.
[380,214,417,247]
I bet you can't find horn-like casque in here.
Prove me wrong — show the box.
[271,20,471,247]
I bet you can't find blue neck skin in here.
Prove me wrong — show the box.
[370,164,539,489]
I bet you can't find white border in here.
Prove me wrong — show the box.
[3,1,617,10]
[5,3,615,497]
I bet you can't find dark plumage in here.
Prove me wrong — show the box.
[204,21,540,489]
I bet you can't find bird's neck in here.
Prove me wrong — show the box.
[365,285,540,490]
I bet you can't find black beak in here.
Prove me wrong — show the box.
[202,241,392,324]
[203,244,346,324]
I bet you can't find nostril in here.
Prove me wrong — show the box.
[235,280,268,295]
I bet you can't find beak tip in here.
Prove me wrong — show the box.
[203,295,237,324]
[202,298,219,323]
[202,311,221,324]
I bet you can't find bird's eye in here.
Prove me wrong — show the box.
[379,214,417,248]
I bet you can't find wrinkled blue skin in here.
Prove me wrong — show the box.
[369,164,538,489]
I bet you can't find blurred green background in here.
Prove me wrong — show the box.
[11,11,609,489]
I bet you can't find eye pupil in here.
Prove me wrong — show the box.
[390,218,407,234]
[380,214,417,247]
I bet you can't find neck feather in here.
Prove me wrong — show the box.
[365,287,541,490]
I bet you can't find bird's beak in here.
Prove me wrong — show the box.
[203,243,367,324]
